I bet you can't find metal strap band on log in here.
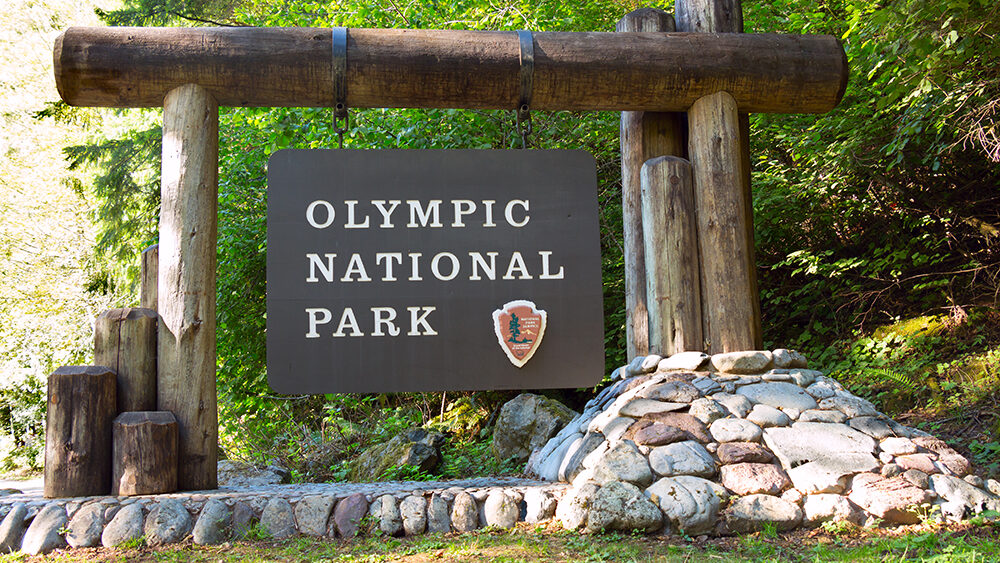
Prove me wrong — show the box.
[54,27,848,113]
[331,26,348,119]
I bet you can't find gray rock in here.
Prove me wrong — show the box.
[709,418,763,443]
[557,481,600,531]
[804,381,838,400]
[192,499,230,545]
[773,349,807,369]
[881,463,903,477]
[712,393,753,418]
[350,428,445,481]
[746,404,791,428]
[534,430,582,481]
[987,479,1000,497]
[370,494,403,536]
[645,475,723,535]
[400,495,427,535]
[294,495,334,537]
[21,503,67,555]
[717,442,774,464]
[231,501,255,540]
[649,441,716,478]
[903,469,930,489]
[492,393,578,464]
[692,376,722,395]
[66,502,104,548]
[450,492,478,532]
[144,499,192,546]
[798,409,847,423]
[802,494,862,526]
[711,351,774,374]
[101,503,144,548]
[601,416,635,443]
[848,416,895,439]
[626,355,646,376]
[638,380,701,403]
[619,399,687,418]
[524,488,558,523]
[559,432,605,483]
[426,494,450,534]
[762,371,793,382]
[689,398,729,425]
[218,460,285,487]
[738,382,818,412]
[819,395,879,418]
[658,351,709,371]
[631,422,687,447]
[931,474,995,515]
[260,498,296,540]
[0,503,27,553]
[786,453,880,494]
[964,475,985,488]
[590,440,654,486]
[790,369,821,387]
[483,491,519,529]
[333,493,368,538]
[723,494,802,533]
[641,355,664,372]
[585,481,663,533]
[763,422,876,469]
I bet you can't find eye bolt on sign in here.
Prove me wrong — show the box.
[266,150,605,393]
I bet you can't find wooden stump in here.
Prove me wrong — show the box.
[141,244,158,310]
[158,83,219,491]
[44,366,116,498]
[617,8,686,359]
[688,91,760,353]
[641,156,702,356]
[112,412,178,496]
[94,308,157,413]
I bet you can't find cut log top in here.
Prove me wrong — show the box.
[114,411,177,426]
[54,26,848,114]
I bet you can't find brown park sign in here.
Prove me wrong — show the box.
[266,149,605,393]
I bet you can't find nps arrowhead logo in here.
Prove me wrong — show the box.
[492,300,547,368]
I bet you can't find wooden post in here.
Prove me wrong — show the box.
[688,91,758,352]
[617,8,687,359]
[641,156,702,356]
[94,308,157,413]
[676,0,763,351]
[141,244,158,310]
[112,412,178,496]
[158,83,219,491]
[44,366,116,498]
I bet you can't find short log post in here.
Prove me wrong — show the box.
[677,0,763,351]
[140,244,158,310]
[112,412,178,495]
[158,83,219,491]
[617,8,687,359]
[641,156,702,356]
[687,91,759,352]
[44,366,116,498]
[94,308,157,413]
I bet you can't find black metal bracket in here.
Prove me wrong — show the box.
[516,30,534,148]
[332,26,349,148]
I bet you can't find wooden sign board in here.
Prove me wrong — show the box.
[266,149,605,393]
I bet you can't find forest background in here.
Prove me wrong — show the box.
[1,0,998,484]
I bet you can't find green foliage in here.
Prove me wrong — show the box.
[0,375,44,472]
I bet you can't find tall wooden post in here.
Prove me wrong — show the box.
[688,91,758,352]
[158,84,219,491]
[677,0,762,352]
[641,157,702,355]
[141,244,158,310]
[617,8,687,359]
[94,308,158,413]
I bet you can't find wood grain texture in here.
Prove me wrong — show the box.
[677,0,762,350]
[112,411,178,496]
[94,308,157,413]
[687,91,760,353]
[158,84,218,491]
[617,8,687,358]
[641,156,703,356]
[44,366,116,498]
[54,27,848,113]
[141,244,158,310]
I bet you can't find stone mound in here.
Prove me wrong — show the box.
[526,350,1000,534]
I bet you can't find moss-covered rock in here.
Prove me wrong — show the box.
[492,393,578,464]
[348,428,445,481]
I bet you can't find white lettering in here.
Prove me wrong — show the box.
[332,308,363,337]
[504,199,530,227]
[305,308,332,337]
[371,199,401,228]
[503,251,533,280]
[468,252,498,280]
[408,253,423,281]
[306,200,335,229]
[407,306,437,335]
[340,253,372,282]
[371,307,401,336]
[451,199,476,227]
[482,200,497,227]
[539,251,565,279]
[407,200,443,228]
[431,252,460,281]
[344,200,370,228]
[305,253,336,282]
[375,252,403,281]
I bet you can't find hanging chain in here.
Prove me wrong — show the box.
[516,30,534,149]
[332,27,349,149]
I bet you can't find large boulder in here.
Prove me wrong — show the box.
[348,428,445,481]
[492,393,578,463]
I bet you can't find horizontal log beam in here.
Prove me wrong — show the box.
[54,27,847,113]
